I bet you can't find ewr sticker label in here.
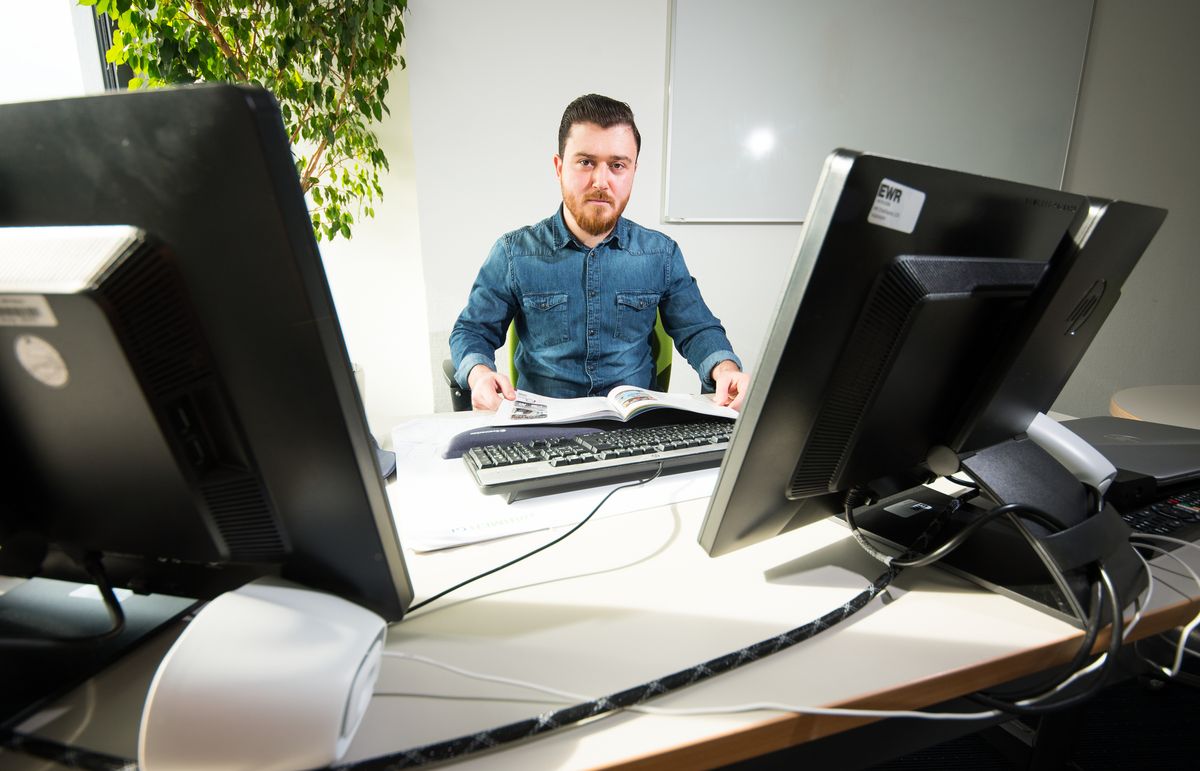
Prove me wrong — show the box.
[868,178,926,234]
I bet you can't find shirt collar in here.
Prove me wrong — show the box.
[552,205,627,251]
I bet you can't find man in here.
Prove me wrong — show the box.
[449,94,749,411]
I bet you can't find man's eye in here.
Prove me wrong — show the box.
[578,159,594,167]
[611,163,625,171]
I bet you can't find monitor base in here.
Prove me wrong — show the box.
[0,577,197,729]
[852,436,1149,626]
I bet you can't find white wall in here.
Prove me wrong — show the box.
[405,0,800,410]
[1053,0,1200,417]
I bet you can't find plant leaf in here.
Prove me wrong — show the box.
[82,0,407,241]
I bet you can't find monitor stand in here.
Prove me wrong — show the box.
[0,577,198,729]
[851,436,1149,626]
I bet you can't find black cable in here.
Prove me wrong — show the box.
[961,514,1118,714]
[978,578,1104,702]
[843,490,1127,716]
[843,492,1068,569]
[406,464,665,614]
[947,474,979,489]
[341,564,904,769]
[345,498,974,768]
[887,502,1066,569]
[0,553,126,650]
[969,563,1124,715]
[3,481,947,769]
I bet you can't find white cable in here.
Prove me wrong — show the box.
[384,651,591,703]
[1131,538,1200,602]
[385,555,1151,721]
[383,650,1002,722]
[384,538,1196,723]
[1126,549,1155,636]
[1128,535,1200,678]
[1130,533,1200,572]
[992,506,1147,705]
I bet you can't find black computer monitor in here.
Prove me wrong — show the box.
[699,150,1166,622]
[0,85,413,721]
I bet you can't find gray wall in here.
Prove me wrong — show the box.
[405,0,1199,417]
[1054,0,1200,417]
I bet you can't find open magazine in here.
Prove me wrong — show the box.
[491,386,737,426]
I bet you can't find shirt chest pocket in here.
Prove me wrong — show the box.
[520,292,569,347]
[615,291,660,343]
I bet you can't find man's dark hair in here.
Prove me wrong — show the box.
[557,94,641,158]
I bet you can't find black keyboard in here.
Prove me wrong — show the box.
[1119,485,1200,545]
[463,420,733,501]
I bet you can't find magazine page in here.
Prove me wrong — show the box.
[490,390,617,426]
[607,385,738,420]
[490,387,739,426]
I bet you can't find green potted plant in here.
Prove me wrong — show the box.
[82,0,408,241]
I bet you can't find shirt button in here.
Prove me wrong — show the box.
[588,330,596,336]
[589,291,597,298]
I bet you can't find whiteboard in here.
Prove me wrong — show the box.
[664,0,1094,222]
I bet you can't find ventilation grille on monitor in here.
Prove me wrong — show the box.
[201,476,287,559]
[100,237,288,561]
[786,261,927,499]
[101,240,212,395]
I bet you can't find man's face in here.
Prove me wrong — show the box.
[554,121,638,239]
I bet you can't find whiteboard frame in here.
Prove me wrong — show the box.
[661,0,1094,224]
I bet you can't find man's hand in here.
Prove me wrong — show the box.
[710,360,750,411]
[467,364,516,411]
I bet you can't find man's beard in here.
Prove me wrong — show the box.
[564,187,626,236]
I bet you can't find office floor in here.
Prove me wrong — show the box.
[870,659,1200,771]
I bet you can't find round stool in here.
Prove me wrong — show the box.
[1109,385,1200,430]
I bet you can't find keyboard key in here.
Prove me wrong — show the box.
[1120,486,1200,544]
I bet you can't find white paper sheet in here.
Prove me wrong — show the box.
[387,416,717,551]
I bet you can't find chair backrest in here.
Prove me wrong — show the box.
[507,310,672,391]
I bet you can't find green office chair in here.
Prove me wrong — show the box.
[444,311,672,411]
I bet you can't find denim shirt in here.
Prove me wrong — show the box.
[450,208,741,398]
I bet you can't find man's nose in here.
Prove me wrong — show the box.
[592,165,611,189]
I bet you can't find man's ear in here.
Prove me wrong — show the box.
[552,154,563,179]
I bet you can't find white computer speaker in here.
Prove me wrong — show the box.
[138,577,386,771]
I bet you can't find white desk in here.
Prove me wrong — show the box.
[7,423,1200,770]
[345,498,1200,769]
